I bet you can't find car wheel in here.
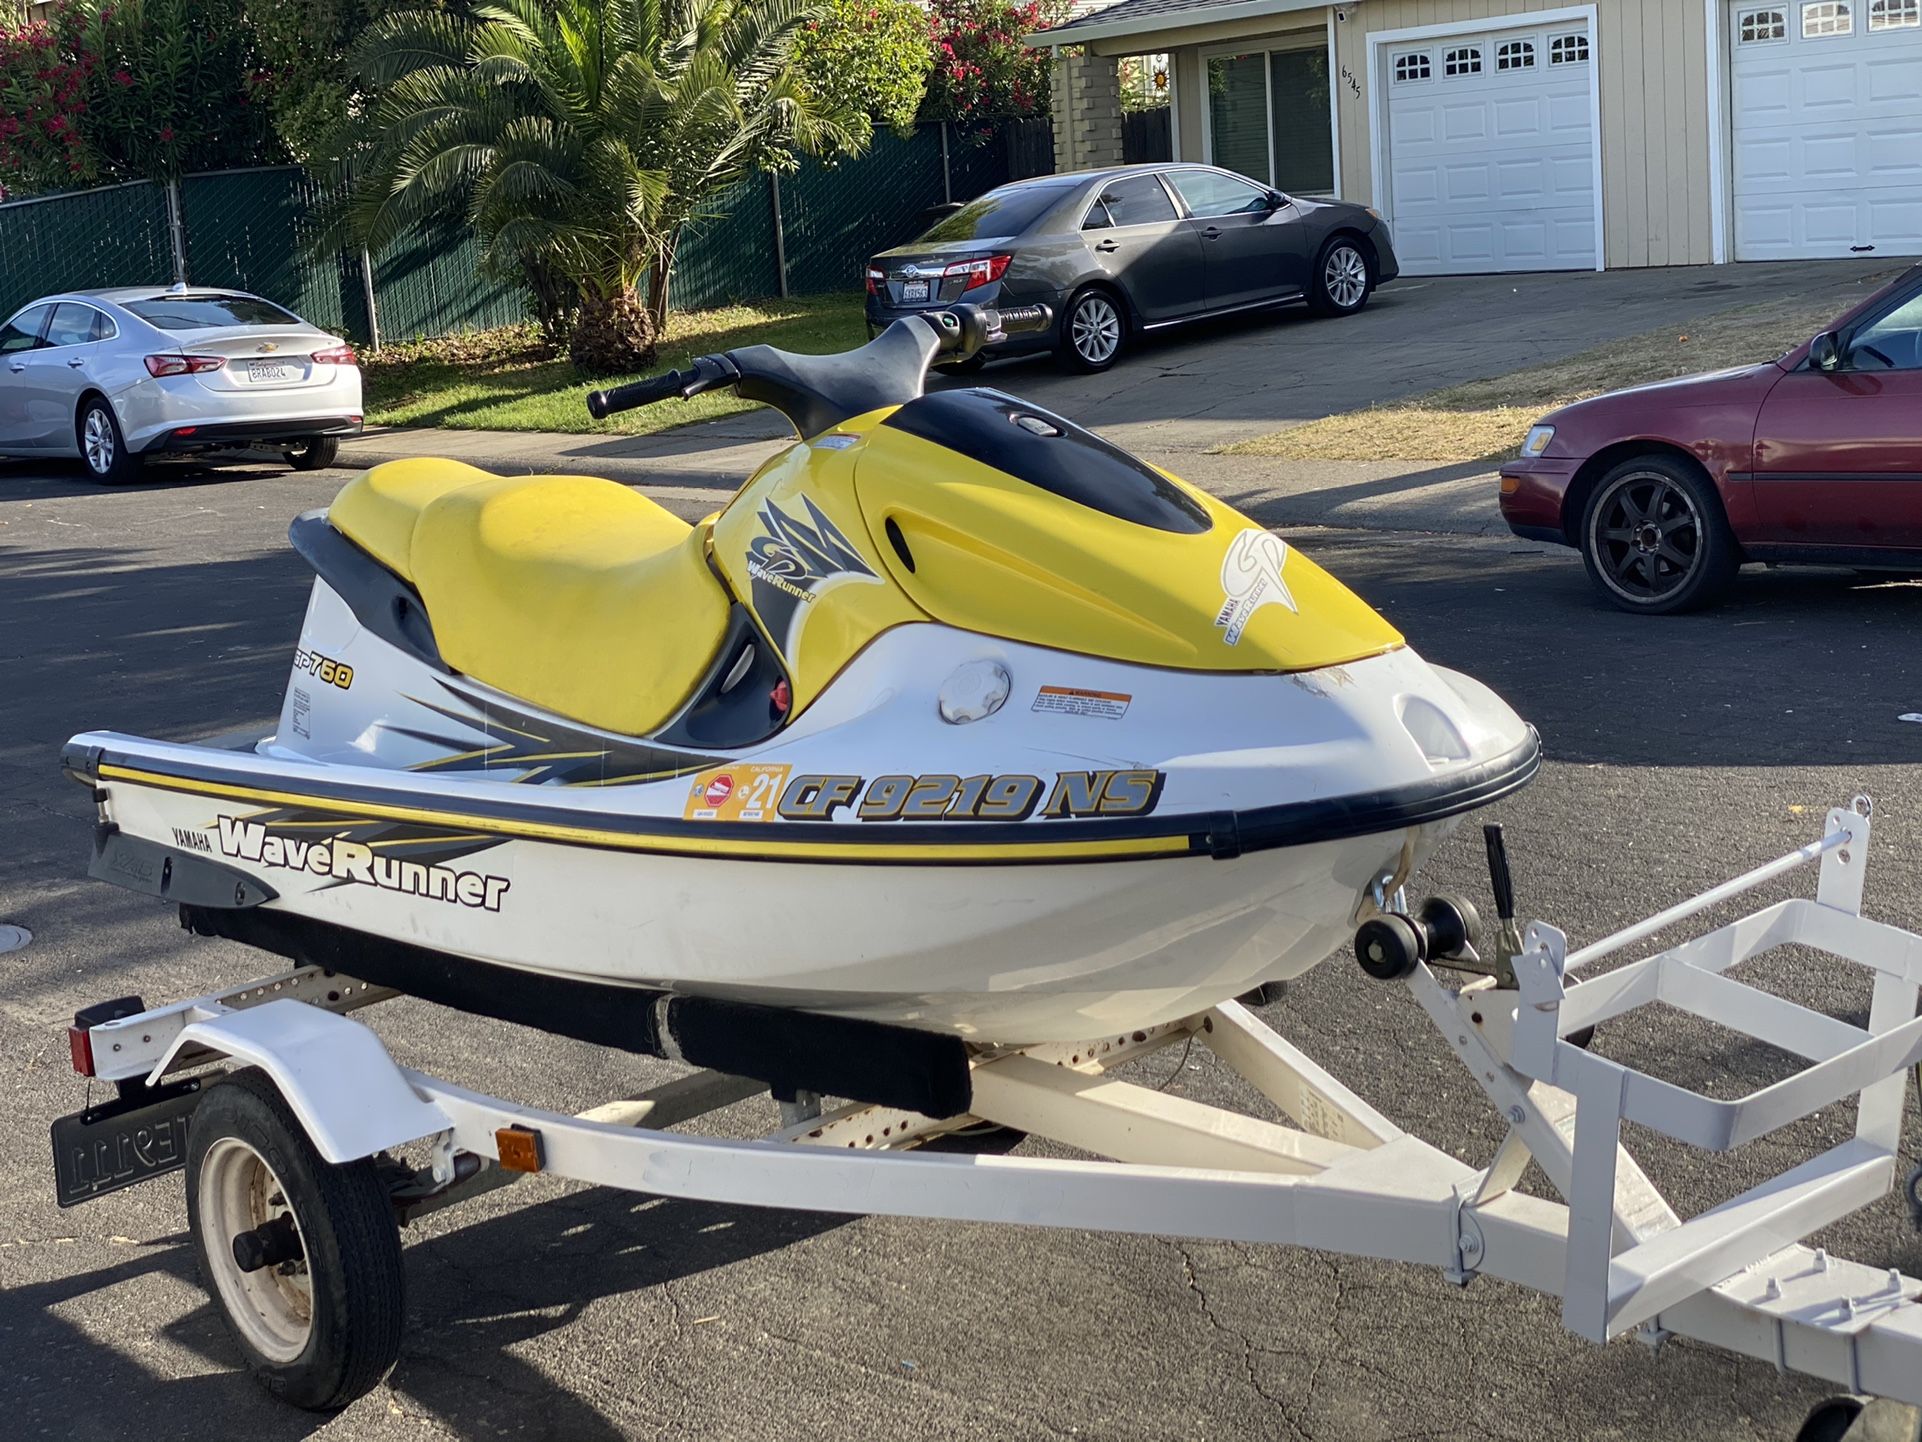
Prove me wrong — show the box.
[1056,287,1126,372]
[288,437,341,471]
[78,398,141,485]
[1579,455,1738,615]
[1308,238,1373,317]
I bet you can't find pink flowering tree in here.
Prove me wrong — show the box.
[0,0,275,196]
[0,21,94,194]
[921,0,1065,125]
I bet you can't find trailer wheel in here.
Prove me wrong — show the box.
[185,1068,404,1411]
[1795,1395,1865,1442]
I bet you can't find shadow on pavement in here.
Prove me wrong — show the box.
[0,1193,852,1442]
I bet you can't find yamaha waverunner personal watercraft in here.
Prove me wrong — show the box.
[65,303,1538,1048]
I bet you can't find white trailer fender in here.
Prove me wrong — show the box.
[146,998,451,1163]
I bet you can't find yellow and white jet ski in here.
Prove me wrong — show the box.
[65,304,1537,1056]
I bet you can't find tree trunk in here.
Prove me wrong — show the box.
[646,232,679,336]
[523,253,581,356]
[569,286,656,377]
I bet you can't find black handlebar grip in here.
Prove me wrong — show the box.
[586,369,687,420]
[994,304,1052,336]
[1483,823,1516,921]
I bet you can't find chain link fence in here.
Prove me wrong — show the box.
[0,123,1029,342]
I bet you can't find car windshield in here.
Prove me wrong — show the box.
[917,185,1068,243]
[126,295,300,329]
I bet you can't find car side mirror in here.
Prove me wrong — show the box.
[1266,189,1289,209]
[1810,331,1841,372]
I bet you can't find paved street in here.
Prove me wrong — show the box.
[3,440,1920,1442]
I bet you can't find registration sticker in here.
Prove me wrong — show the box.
[1032,685,1131,720]
[683,764,791,821]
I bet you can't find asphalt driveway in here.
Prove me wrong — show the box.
[2,456,1920,1442]
[343,258,1899,515]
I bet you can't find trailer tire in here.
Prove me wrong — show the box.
[185,1067,404,1411]
[1795,1396,1866,1442]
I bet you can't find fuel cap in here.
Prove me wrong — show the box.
[938,661,1011,724]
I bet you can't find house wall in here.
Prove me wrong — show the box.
[1132,0,1715,268]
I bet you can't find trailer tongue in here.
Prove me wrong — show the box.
[52,799,1922,1437]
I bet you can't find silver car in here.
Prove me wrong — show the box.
[0,285,363,483]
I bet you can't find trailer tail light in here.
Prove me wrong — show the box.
[68,1024,95,1076]
[944,254,1013,291]
[144,354,225,377]
[495,1125,545,1173]
[311,345,358,366]
[864,264,884,296]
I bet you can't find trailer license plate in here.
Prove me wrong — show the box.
[248,360,296,383]
[49,1075,211,1208]
[901,279,929,303]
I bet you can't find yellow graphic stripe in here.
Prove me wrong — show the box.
[101,765,1186,863]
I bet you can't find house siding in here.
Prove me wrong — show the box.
[1150,0,1714,268]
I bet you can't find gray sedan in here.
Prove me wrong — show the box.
[0,286,363,483]
[865,164,1400,373]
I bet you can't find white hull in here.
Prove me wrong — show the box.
[69,582,1534,1043]
[96,769,1443,1040]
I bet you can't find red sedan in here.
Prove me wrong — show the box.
[1500,264,1922,614]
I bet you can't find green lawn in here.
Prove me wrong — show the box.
[364,293,868,436]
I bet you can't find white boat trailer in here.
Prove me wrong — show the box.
[62,800,1922,1437]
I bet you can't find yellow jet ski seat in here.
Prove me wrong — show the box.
[328,459,731,737]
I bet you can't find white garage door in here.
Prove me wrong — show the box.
[1383,18,1599,275]
[1730,0,1922,261]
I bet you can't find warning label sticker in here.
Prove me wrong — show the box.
[683,764,791,821]
[1032,686,1131,721]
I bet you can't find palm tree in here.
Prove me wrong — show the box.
[348,0,860,372]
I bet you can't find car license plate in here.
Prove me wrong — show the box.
[248,360,297,383]
[900,279,930,303]
[49,1074,211,1208]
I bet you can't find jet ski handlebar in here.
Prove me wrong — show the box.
[584,303,1054,434]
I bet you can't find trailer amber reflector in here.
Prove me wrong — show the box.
[67,1024,94,1076]
[495,1126,544,1173]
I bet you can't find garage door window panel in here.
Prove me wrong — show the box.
[1445,45,1484,76]
[1870,0,1920,29]
[1497,40,1537,71]
[1739,8,1789,42]
[1549,33,1589,64]
[1803,1,1854,35]
[1394,51,1431,82]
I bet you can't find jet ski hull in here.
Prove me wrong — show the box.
[68,597,1536,1043]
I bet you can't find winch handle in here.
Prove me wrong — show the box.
[1483,823,1517,922]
